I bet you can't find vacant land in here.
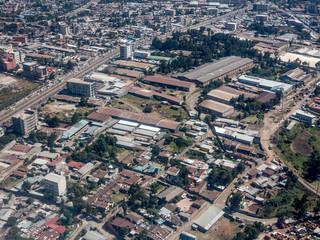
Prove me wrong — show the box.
[188,217,240,240]
[291,131,312,156]
[40,101,94,122]
[0,75,41,110]
[110,94,188,121]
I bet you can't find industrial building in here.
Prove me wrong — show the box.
[194,205,224,232]
[62,120,89,139]
[142,74,195,91]
[43,173,66,196]
[67,78,96,97]
[178,56,253,86]
[238,75,293,94]
[133,50,150,59]
[207,89,238,104]
[113,60,156,72]
[12,110,37,136]
[199,100,234,117]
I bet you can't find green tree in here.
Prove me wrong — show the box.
[47,133,57,148]
[45,116,60,128]
[5,217,17,228]
[21,181,31,192]
[79,95,88,107]
[152,145,161,156]
[5,225,23,240]
[230,192,242,209]
[71,112,80,124]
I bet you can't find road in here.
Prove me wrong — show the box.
[0,49,119,124]
[65,0,99,18]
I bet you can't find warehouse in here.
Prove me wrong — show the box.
[142,74,195,92]
[207,89,238,104]
[238,75,293,94]
[199,100,234,117]
[194,205,225,232]
[178,56,253,86]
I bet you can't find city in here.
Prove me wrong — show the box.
[0,0,320,240]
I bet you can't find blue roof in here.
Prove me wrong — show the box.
[62,120,89,139]
[84,126,99,135]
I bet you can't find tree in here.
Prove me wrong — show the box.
[71,112,80,124]
[21,181,31,192]
[143,105,152,113]
[122,203,128,215]
[79,95,88,107]
[47,133,57,148]
[230,192,242,209]
[5,225,23,240]
[152,145,161,156]
[67,60,74,70]
[45,116,60,128]
[5,217,17,228]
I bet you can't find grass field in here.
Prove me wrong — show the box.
[111,193,127,204]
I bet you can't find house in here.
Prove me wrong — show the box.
[166,167,180,182]
[126,212,144,225]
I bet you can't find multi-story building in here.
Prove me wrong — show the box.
[44,173,67,196]
[225,22,237,31]
[120,44,132,59]
[253,2,269,11]
[23,62,47,80]
[67,78,96,97]
[13,35,28,44]
[12,110,37,136]
[1,54,16,71]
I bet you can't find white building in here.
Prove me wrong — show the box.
[120,44,132,59]
[44,173,66,196]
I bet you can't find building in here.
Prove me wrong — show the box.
[225,22,237,31]
[255,14,268,22]
[23,62,47,80]
[83,231,109,240]
[12,110,37,136]
[280,68,311,84]
[142,74,195,91]
[194,205,224,232]
[1,54,16,71]
[133,50,150,59]
[199,100,234,117]
[120,44,132,59]
[178,56,253,86]
[207,7,219,16]
[13,36,28,44]
[43,173,66,196]
[253,2,269,11]
[165,9,176,16]
[67,78,96,97]
[291,109,316,124]
[207,89,237,104]
[239,75,293,94]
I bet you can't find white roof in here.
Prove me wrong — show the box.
[214,126,227,134]
[118,120,139,127]
[139,124,160,132]
[194,205,224,231]
[44,173,64,183]
[33,158,49,165]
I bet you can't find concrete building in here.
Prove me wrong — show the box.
[44,173,66,196]
[1,54,16,71]
[225,22,237,31]
[120,44,132,59]
[12,110,37,136]
[253,2,269,11]
[291,109,316,124]
[207,7,219,16]
[207,89,237,104]
[23,62,47,80]
[67,78,96,97]
[133,50,150,59]
[178,56,253,86]
[199,100,234,117]
[165,9,176,16]
[238,75,293,94]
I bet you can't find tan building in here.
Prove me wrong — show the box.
[44,173,66,196]
[12,110,37,136]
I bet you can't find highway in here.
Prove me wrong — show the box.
[0,49,119,124]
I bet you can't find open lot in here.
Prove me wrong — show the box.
[291,131,312,156]
[0,75,40,111]
[109,94,188,121]
[39,101,94,122]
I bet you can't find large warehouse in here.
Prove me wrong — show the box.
[177,56,253,86]
[199,99,234,117]
[194,205,225,232]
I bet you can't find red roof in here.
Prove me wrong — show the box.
[67,161,85,169]
[45,216,67,234]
